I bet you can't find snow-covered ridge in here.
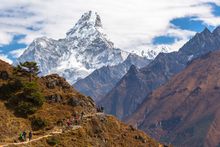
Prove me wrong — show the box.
[17,11,129,84]
[132,46,170,60]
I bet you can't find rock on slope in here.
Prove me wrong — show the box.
[0,60,163,147]
[127,50,220,147]
[100,27,220,120]
[74,53,151,102]
[17,11,129,84]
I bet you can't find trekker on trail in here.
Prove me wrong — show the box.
[101,106,104,113]
[19,132,23,141]
[75,114,79,125]
[81,111,84,120]
[22,131,27,141]
[28,131,32,141]
[71,116,75,124]
[67,119,71,127]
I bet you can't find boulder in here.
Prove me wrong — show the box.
[68,97,80,107]
[46,94,62,103]
[0,71,9,80]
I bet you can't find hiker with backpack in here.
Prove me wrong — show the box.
[100,106,104,113]
[28,131,32,141]
[81,111,84,120]
[66,119,71,127]
[96,105,100,112]
[22,131,27,141]
[18,132,23,141]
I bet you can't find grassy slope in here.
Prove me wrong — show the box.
[0,60,163,147]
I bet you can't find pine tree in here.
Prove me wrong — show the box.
[16,62,40,82]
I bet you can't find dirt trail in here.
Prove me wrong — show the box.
[1,126,81,147]
[0,112,104,147]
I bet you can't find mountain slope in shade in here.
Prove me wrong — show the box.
[126,50,220,147]
[74,54,151,102]
[100,27,220,120]
[17,11,129,84]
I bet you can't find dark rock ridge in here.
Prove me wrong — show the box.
[74,53,151,102]
[100,26,220,120]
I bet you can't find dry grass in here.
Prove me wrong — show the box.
[0,60,162,147]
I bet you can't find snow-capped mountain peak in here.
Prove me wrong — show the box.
[66,11,114,51]
[67,11,102,37]
[17,11,128,84]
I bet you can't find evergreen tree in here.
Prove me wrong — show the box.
[15,62,40,82]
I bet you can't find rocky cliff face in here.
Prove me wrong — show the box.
[100,27,220,120]
[126,50,220,147]
[74,54,151,102]
[17,11,129,84]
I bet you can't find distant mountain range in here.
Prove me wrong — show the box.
[99,27,220,120]
[74,54,151,102]
[17,11,168,86]
[126,50,220,147]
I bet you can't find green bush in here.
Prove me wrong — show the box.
[6,81,45,116]
[21,82,44,106]
[0,84,12,99]
[0,62,45,117]
[0,79,23,99]
[31,117,47,131]
[2,79,45,117]
[29,92,44,106]
[46,137,60,146]
[16,102,37,116]
[22,82,39,92]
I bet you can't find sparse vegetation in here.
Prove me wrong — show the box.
[0,60,162,147]
[0,61,45,117]
[31,117,47,131]
[46,137,60,146]
[7,80,45,116]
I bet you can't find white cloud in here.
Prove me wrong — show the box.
[0,32,13,46]
[9,48,26,58]
[0,54,12,64]
[0,0,220,54]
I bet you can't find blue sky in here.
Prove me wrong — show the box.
[0,0,220,63]
[0,35,26,58]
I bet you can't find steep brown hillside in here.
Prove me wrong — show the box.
[25,115,162,147]
[0,60,164,147]
[100,27,220,120]
[127,50,220,147]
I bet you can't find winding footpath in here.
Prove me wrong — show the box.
[1,126,81,147]
[0,113,104,147]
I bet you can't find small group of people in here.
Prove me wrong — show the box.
[96,105,104,113]
[19,131,32,142]
[60,111,85,129]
